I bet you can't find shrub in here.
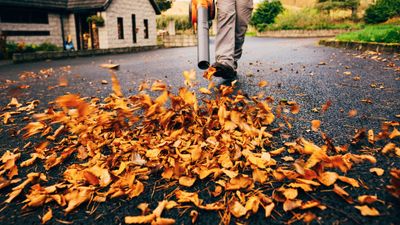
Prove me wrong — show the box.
[250,0,284,31]
[5,42,61,58]
[364,0,400,24]
[267,8,363,30]
[156,15,191,32]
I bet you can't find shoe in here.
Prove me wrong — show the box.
[211,62,237,80]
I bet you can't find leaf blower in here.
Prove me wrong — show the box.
[189,0,215,70]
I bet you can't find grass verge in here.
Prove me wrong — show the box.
[336,25,400,43]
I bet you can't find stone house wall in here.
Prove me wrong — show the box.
[98,0,157,49]
[0,13,64,47]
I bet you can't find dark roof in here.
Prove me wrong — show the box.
[0,0,161,14]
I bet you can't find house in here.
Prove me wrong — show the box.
[0,0,161,50]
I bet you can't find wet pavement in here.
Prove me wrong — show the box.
[0,37,399,224]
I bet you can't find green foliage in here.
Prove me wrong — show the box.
[336,25,400,43]
[155,0,173,12]
[250,0,284,31]
[317,0,360,11]
[266,8,363,31]
[87,15,105,27]
[364,0,400,24]
[156,15,191,31]
[5,42,61,58]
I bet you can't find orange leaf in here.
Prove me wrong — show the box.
[311,120,321,132]
[283,199,302,211]
[264,202,275,217]
[338,176,359,187]
[389,128,400,139]
[125,214,156,224]
[382,143,396,154]
[348,109,358,117]
[41,208,53,224]
[83,171,99,186]
[355,205,380,216]
[179,176,196,187]
[358,195,378,204]
[111,73,123,97]
[229,200,247,218]
[369,168,384,176]
[318,171,338,186]
[258,80,268,87]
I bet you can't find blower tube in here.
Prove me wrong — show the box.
[197,5,210,70]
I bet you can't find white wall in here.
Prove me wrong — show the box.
[98,0,158,49]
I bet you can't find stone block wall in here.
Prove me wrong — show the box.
[99,0,158,49]
[257,29,353,38]
[0,13,64,47]
[163,35,197,48]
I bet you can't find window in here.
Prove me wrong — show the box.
[117,17,124,39]
[0,8,48,24]
[144,19,149,39]
[2,31,50,36]
[132,15,137,43]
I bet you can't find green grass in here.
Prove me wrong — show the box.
[336,25,400,43]
[265,8,364,31]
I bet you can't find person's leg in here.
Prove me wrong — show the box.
[215,0,236,69]
[233,0,253,70]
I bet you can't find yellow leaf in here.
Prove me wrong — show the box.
[282,188,298,200]
[382,143,396,154]
[318,171,338,186]
[125,214,156,224]
[389,128,400,139]
[283,199,302,211]
[355,205,380,216]
[258,80,268,87]
[41,208,52,224]
[338,176,359,187]
[358,195,378,204]
[179,176,196,187]
[264,202,275,217]
[369,168,384,176]
[229,200,247,218]
[199,87,211,94]
[311,120,321,132]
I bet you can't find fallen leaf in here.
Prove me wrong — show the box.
[311,120,321,132]
[358,195,378,204]
[370,168,384,176]
[41,208,53,224]
[355,205,380,216]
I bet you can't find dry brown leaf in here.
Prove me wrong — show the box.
[125,214,156,224]
[355,205,380,216]
[389,128,400,139]
[151,218,175,225]
[264,202,275,217]
[190,210,198,224]
[370,168,384,176]
[311,120,321,132]
[283,199,302,211]
[111,72,123,97]
[229,200,247,218]
[382,143,396,154]
[358,195,378,204]
[178,176,196,187]
[318,171,338,186]
[338,176,360,187]
[41,208,53,224]
[199,87,211,94]
[258,80,268,87]
[348,109,358,117]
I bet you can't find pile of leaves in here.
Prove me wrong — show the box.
[0,69,399,224]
